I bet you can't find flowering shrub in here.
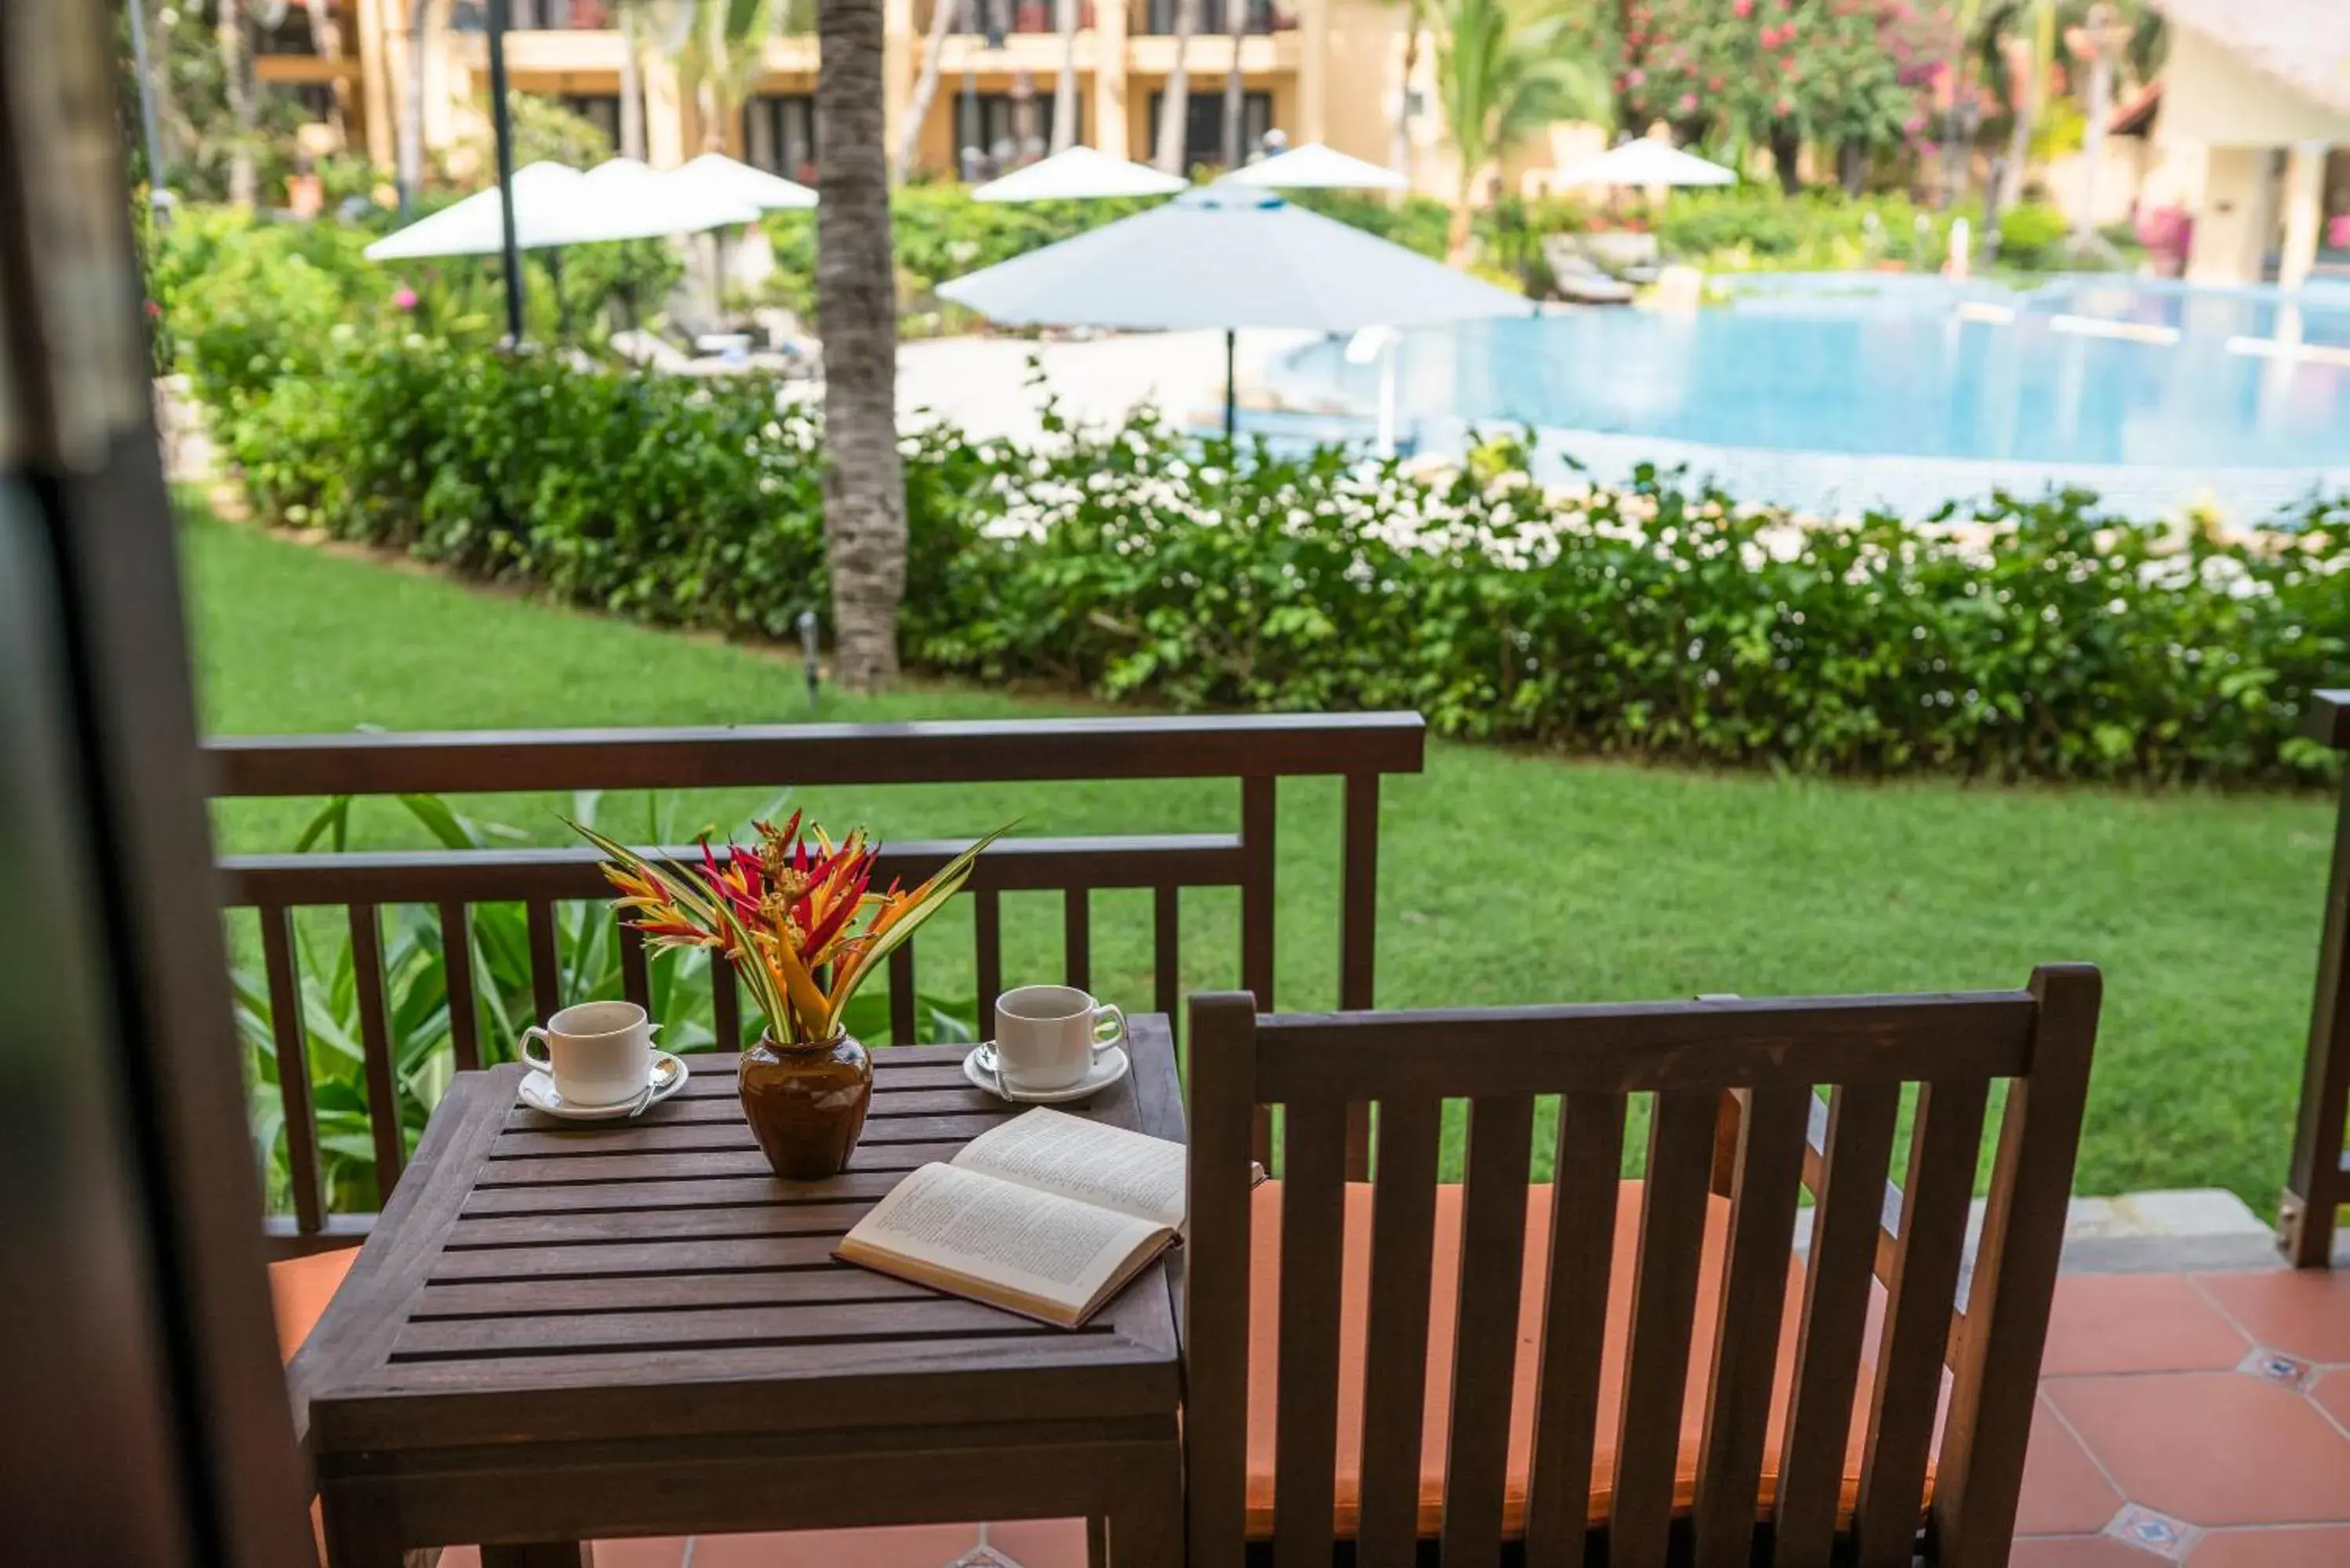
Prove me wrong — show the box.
[220,338,2350,787]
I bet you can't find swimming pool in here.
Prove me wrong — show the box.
[1273,273,2350,515]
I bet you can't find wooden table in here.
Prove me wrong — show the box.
[290,1018,1188,1568]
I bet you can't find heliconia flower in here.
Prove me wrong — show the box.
[575,814,1008,1047]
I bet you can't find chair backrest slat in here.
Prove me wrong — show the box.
[1691,1087,1810,1568]
[1241,776,1278,1170]
[1338,773,1382,1178]
[1929,967,2101,1568]
[259,902,325,1236]
[1438,1094,1537,1568]
[438,901,481,1072]
[1189,972,2098,1568]
[347,902,405,1192]
[1186,993,1262,1568]
[1355,1097,1444,1568]
[1854,1077,1991,1568]
[1611,1089,1723,1566]
[1273,1098,1350,1568]
[1771,1082,1901,1567]
[1523,1091,1628,1561]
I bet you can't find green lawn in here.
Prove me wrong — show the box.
[185,508,2336,1207]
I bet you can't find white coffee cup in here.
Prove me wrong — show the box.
[521,1000,657,1107]
[983,985,1125,1095]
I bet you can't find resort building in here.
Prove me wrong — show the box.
[251,0,1498,195]
[2116,0,2350,288]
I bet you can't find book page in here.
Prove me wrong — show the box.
[952,1107,1186,1228]
[835,1161,1168,1323]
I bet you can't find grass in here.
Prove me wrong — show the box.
[184,506,2336,1207]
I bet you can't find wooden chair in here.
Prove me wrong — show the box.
[1184,970,2101,1568]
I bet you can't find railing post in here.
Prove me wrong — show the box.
[2280,691,2350,1268]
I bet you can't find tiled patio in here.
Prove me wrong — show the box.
[431,1268,2350,1568]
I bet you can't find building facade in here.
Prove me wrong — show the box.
[253,0,1469,194]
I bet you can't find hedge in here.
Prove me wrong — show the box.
[212,332,2350,787]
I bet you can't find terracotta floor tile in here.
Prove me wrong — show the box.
[2043,1276,2252,1377]
[2007,1537,2171,1568]
[2188,1525,2350,1568]
[2018,1396,2127,1536]
[687,1525,982,1567]
[979,1519,1091,1568]
[2313,1372,2350,1435]
[2046,1373,2350,1527]
[436,1544,682,1568]
[2194,1273,2350,1365]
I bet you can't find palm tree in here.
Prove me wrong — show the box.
[1432,0,1598,263]
[815,0,906,691]
[1051,0,1079,153]
[1152,0,1201,173]
[895,0,958,180]
[682,0,779,151]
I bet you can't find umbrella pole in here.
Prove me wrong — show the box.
[1224,328,1237,444]
[485,0,526,344]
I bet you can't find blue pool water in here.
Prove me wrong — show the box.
[1279,274,2350,473]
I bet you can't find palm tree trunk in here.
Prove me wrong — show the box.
[1389,1,1418,181]
[1153,0,1199,173]
[816,0,906,692]
[895,0,959,180]
[400,0,429,209]
[1052,0,1077,153]
[620,44,646,159]
[1446,165,1474,264]
[218,0,257,208]
[1219,0,1246,167]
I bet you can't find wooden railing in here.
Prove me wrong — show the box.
[2280,691,2350,1267]
[208,713,1425,1254]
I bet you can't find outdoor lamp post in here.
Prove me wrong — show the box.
[124,0,173,229]
[485,0,527,343]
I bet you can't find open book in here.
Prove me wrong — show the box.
[835,1107,1186,1328]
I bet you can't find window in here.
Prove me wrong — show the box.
[1146,91,1272,169]
[1139,0,1273,34]
[510,0,613,27]
[959,91,1081,171]
[558,94,622,148]
[745,95,818,183]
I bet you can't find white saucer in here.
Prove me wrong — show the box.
[518,1051,688,1120]
[963,1044,1131,1105]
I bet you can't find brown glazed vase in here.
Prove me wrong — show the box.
[739,1032,873,1180]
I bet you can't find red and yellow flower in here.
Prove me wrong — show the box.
[576,811,1001,1046]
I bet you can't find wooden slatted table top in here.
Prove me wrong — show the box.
[291,1016,1186,1460]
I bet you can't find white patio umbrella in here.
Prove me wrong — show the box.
[1219,141,1407,193]
[363,162,595,259]
[670,151,819,212]
[971,144,1189,203]
[937,186,1531,437]
[576,158,765,238]
[1552,138,1737,190]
